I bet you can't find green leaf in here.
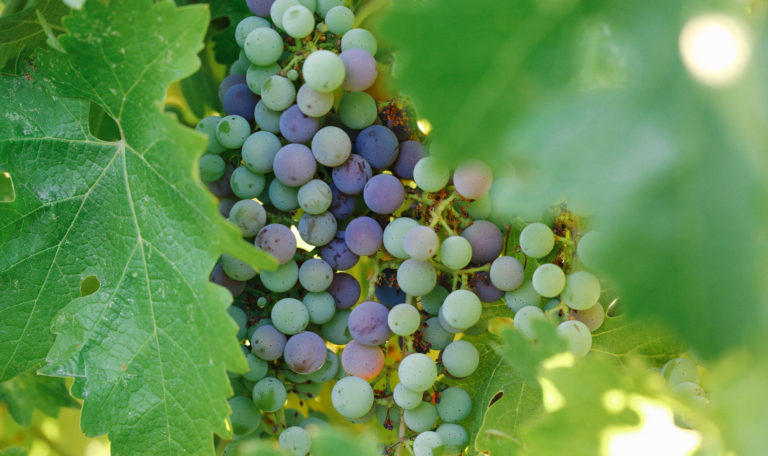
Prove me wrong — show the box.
[590,314,686,367]
[310,428,381,456]
[497,321,567,382]
[0,0,275,453]
[209,0,252,64]
[0,448,27,456]
[0,0,69,69]
[0,370,77,426]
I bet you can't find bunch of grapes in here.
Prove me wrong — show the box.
[197,1,608,455]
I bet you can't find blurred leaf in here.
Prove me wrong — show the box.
[180,44,224,120]
[0,370,76,426]
[590,314,686,367]
[0,448,26,456]
[210,0,252,64]
[310,427,380,456]
[497,321,567,381]
[0,0,69,69]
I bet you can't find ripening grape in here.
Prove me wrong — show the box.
[561,271,601,310]
[571,302,605,331]
[255,223,297,265]
[453,160,492,200]
[284,331,327,374]
[412,431,443,456]
[403,225,440,261]
[278,426,311,456]
[393,383,423,410]
[341,340,384,380]
[556,320,592,358]
[252,377,287,412]
[489,256,525,291]
[519,222,555,258]
[331,376,374,419]
[250,325,287,361]
[348,301,390,346]
[398,354,437,392]
[327,272,361,309]
[532,263,566,298]
[461,221,503,265]
[383,217,420,259]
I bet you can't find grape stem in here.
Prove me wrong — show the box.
[428,191,457,231]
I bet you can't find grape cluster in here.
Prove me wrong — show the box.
[199,1,609,455]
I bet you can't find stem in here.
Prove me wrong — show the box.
[428,192,457,229]
[394,407,406,456]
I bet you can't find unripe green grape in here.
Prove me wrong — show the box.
[413,431,444,456]
[436,424,468,453]
[519,222,555,258]
[441,340,479,378]
[235,16,270,48]
[278,426,311,456]
[216,115,251,149]
[246,63,280,95]
[513,305,546,340]
[261,75,297,111]
[398,353,437,392]
[282,5,315,39]
[243,353,269,382]
[244,27,283,66]
[230,166,266,199]
[439,236,472,270]
[440,289,481,330]
[414,157,450,192]
[393,383,422,410]
[556,320,592,357]
[341,28,378,55]
[662,358,700,387]
[252,377,287,412]
[382,217,419,259]
[270,0,300,29]
[227,306,248,340]
[229,396,261,435]
[505,281,542,312]
[261,260,299,293]
[221,254,257,281]
[228,199,266,237]
[396,259,437,296]
[561,271,601,310]
[325,6,354,35]
[303,50,346,93]
[420,285,448,315]
[403,402,437,432]
[338,91,377,129]
[331,376,374,419]
[532,263,566,298]
[199,154,226,182]
[271,297,310,335]
[436,387,472,423]
[195,116,226,154]
[387,303,421,336]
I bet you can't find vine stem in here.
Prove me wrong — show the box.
[428,192,457,229]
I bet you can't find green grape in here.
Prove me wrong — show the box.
[325,6,354,35]
[438,236,472,270]
[229,396,261,436]
[227,306,248,340]
[298,258,333,292]
[519,222,555,258]
[331,376,374,419]
[505,281,542,312]
[420,285,448,315]
[242,131,281,174]
[271,0,300,29]
[338,91,377,129]
[235,16,270,48]
[440,289,481,330]
[254,100,282,133]
[260,260,299,293]
[393,383,422,410]
[261,75,297,111]
[252,377,287,412]
[230,166,266,199]
[246,63,280,95]
[561,271,601,310]
[662,358,700,387]
[228,199,266,237]
[396,259,437,296]
[283,5,315,39]
[556,320,592,358]
[307,350,339,382]
[671,382,705,401]
[298,0,316,11]
[297,84,335,117]
[216,115,251,149]
[441,340,479,378]
[271,298,310,335]
[571,302,605,331]
[413,431,444,456]
[243,353,269,382]
[436,387,471,423]
[577,231,601,269]
[303,292,336,324]
[229,59,248,75]
[513,306,546,340]
[532,263,566,298]
[413,157,449,192]
[298,179,333,215]
[489,256,524,291]
[387,303,421,336]
[317,0,343,15]
[303,50,346,93]
[421,317,454,350]
[195,116,226,154]
[321,309,351,345]
[341,28,378,55]
[295,381,323,399]
[199,154,226,182]
[269,179,300,211]
[398,353,437,392]
[382,217,419,259]
[287,69,299,81]
[403,402,437,432]
[221,254,257,281]
[436,424,468,453]
[278,426,310,456]
[244,27,283,66]
[467,193,492,219]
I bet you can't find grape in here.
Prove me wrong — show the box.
[302,292,336,324]
[556,320,592,358]
[318,0,343,15]
[671,382,705,401]
[216,115,251,149]
[208,164,235,198]
[242,131,280,174]
[282,5,315,39]
[243,353,269,382]
[308,349,340,382]
[222,84,258,121]
[270,0,300,28]
[489,256,524,291]
[439,236,473,270]
[327,272,361,309]
[345,216,383,256]
[344,408,374,424]
[280,104,320,143]
[387,303,421,336]
[441,340,479,378]
[577,231,601,269]
[272,297,310,335]
[338,91,378,129]
[348,301,390,346]
[392,140,426,179]
[662,358,700,387]
[221,254,257,281]
[254,100,282,133]
[236,16,270,47]
[403,225,440,261]
[261,260,300,292]
[374,268,405,307]
[229,59,248,75]
[514,306,546,340]
[303,50,346,93]
[218,74,247,103]
[284,331,327,374]
[383,217,419,259]
[505,281,542,312]
[332,154,373,194]
[325,6,354,35]
[329,185,356,220]
[341,28,378,55]
[341,340,384,380]
[413,157,450,192]
[297,84,335,118]
[298,258,333,292]
[298,212,337,246]
[199,154,226,182]
[437,310,462,334]
[413,431,443,456]
[273,144,317,187]
[320,235,359,270]
[571,302,605,331]
[391,384,421,411]
[471,271,504,303]
[519,222,555,258]
[356,125,399,170]
[250,325,287,360]
[195,116,226,154]
[247,0,276,16]
[532,263,566,298]
[321,309,351,344]
[453,160,492,200]
[261,75,297,111]
[210,263,246,297]
[331,376,374,419]
[244,27,283,66]
[420,286,448,315]
[229,396,261,435]
[230,166,266,199]
[436,424,468,453]
[467,193,492,219]
[268,179,300,211]
[421,316,454,350]
[278,426,310,456]
[297,179,333,215]
[312,126,351,167]
[561,271,601,310]
[399,353,437,392]
[247,64,280,98]
[403,402,437,432]
[363,174,405,214]
[436,387,472,423]
[397,260,437,297]
[252,377,287,412]
[460,220,503,265]
[339,48,378,91]
[228,306,248,340]
[440,289,481,330]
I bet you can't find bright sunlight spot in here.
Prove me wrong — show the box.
[541,352,575,371]
[540,377,566,412]
[602,389,627,414]
[679,14,750,86]
[417,119,433,135]
[291,225,315,252]
[602,395,701,456]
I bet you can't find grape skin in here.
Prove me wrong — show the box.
[531,263,566,298]
[441,340,479,378]
[345,216,383,256]
[436,386,472,423]
[327,272,361,309]
[341,340,384,380]
[252,377,287,412]
[284,331,327,374]
[348,301,390,346]
[387,303,421,336]
[272,297,310,335]
[460,220,503,265]
[403,401,437,432]
[398,353,437,392]
[489,256,525,291]
[519,222,555,259]
[556,320,592,358]
[396,259,437,296]
[250,325,286,361]
[393,383,423,410]
[331,376,374,419]
[413,431,443,456]
[339,48,378,91]
[255,223,297,265]
[561,271,601,310]
[403,225,440,261]
[278,426,311,456]
[363,174,405,214]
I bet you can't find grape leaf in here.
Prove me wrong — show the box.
[0,0,69,69]
[0,0,275,453]
[0,370,77,426]
[209,0,253,64]
[590,314,685,367]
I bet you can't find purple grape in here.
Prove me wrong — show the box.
[329,184,356,220]
[345,216,383,256]
[363,174,405,214]
[208,164,235,198]
[339,48,378,91]
[210,263,246,297]
[374,268,405,307]
[453,160,493,200]
[341,340,384,380]
[471,271,504,303]
[393,140,426,179]
[250,325,287,361]
[273,144,317,187]
[356,125,399,170]
[283,331,327,374]
[255,223,297,265]
[279,104,320,143]
[223,83,259,121]
[348,301,390,346]
[219,74,247,102]
[461,220,503,265]
[321,235,360,270]
[332,154,372,194]
[219,198,236,218]
[247,0,275,16]
[328,272,361,309]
